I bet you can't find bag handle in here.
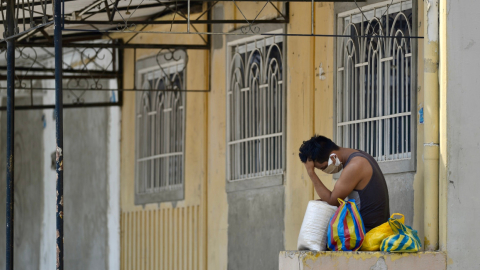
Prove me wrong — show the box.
[390,213,405,224]
[388,217,412,235]
[390,213,404,219]
[337,198,345,205]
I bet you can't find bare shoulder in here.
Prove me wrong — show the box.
[348,155,371,167]
[343,156,372,177]
[335,156,370,191]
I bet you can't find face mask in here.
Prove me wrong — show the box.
[322,154,343,174]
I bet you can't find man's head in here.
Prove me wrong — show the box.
[299,135,340,170]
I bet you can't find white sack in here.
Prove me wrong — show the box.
[297,200,338,251]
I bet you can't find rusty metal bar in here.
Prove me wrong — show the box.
[109,0,120,22]
[5,0,15,269]
[54,0,64,268]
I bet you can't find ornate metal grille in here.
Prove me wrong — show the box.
[0,44,122,109]
[227,34,285,182]
[135,52,185,202]
[336,1,415,167]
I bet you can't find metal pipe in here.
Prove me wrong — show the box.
[187,0,190,33]
[0,66,119,75]
[0,102,121,111]
[62,19,288,25]
[54,0,64,267]
[423,0,439,251]
[438,0,447,252]
[0,87,209,93]
[117,44,124,106]
[10,42,210,49]
[0,75,118,80]
[5,0,15,269]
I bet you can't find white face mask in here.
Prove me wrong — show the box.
[322,154,343,174]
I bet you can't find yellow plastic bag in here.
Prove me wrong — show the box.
[360,213,405,251]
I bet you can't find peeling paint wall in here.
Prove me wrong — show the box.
[279,251,446,270]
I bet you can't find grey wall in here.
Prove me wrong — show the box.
[227,185,285,270]
[0,96,111,270]
[446,0,480,269]
[385,173,415,226]
[63,106,109,270]
[0,97,44,270]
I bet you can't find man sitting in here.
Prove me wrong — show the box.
[299,135,390,232]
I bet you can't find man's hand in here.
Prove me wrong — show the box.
[304,159,315,175]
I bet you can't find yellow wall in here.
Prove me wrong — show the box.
[206,3,287,269]
[114,12,209,270]
[117,2,428,269]
[284,2,317,250]
[206,12,228,270]
[284,1,427,249]
[313,3,336,198]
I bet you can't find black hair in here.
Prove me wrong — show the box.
[298,135,340,163]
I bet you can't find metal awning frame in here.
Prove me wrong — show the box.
[0,0,296,112]
[2,1,383,270]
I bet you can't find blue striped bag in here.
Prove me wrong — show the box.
[380,218,422,252]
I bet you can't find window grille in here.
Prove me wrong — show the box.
[226,33,285,182]
[135,52,186,204]
[336,1,416,172]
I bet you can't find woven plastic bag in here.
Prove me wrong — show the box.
[361,213,405,251]
[297,201,338,251]
[380,218,422,252]
[327,198,366,251]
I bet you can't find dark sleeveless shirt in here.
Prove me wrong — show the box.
[344,150,390,232]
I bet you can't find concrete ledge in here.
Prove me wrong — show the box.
[279,251,446,270]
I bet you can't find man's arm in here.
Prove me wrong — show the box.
[305,159,364,206]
